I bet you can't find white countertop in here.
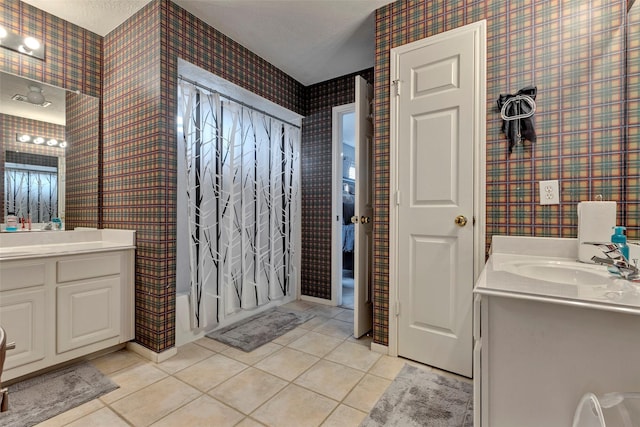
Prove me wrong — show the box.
[474,236,640,315]
[0,229,136,261]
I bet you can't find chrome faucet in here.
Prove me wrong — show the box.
[585,242,639,281]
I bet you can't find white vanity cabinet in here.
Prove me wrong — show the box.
[474,236,640,427]
[0,230,135,382]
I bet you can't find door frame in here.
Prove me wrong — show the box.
[388,20,487,358]
[331,102,356,307]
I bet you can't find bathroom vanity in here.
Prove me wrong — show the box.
[0,229,135,382]
[474,236,640,427]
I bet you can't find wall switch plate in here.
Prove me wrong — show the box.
[539,180,560,205]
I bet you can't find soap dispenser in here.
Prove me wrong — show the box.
[611,226,629,260]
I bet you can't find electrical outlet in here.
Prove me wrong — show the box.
[539,180,559,205]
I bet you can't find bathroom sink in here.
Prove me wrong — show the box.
[496,257,612,286]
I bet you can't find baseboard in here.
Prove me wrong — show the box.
[126,342,177,363]
[370,342,388,355]
[300,295,335,306]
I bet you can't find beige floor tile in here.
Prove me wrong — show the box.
[298,315,331,330]
[333,309,354,323]
[156,342,214,374]
[194,336,230,353]
[254,347,319,381]
[66,407,130,427]
[174,353,248,392]
[325,341,381,371]
[346,334,373,347]
[100,362,169,404]
[150,395,243,427]
[312,318,354,339]
[287,331,343,357]
[110,376,201,426]
[36,399,105,427]
[368,355,409,380]
[306,305,346,318]
[90,349,143,375]
[209,367,287,414]
[281,300,315,312]
[294,360,364,401]
[252,384,338,427]
[321,404,367,427]
[235,418,266,427]
[222,342,282,365]
[342,374,391,413]
[271,327,308,346]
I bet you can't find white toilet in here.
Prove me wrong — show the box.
[573,392,640,427]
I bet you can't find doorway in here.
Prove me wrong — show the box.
[389,20,486,378]
[332,103,356,309]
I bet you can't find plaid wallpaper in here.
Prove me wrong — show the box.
[373,0,632,346]
[300,69,374,299]
[0,0,102,98]
[103,0,306,352]
[65,92,100,229]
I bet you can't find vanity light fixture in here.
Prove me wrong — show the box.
[0,26,44,60]
[16,133,66,148]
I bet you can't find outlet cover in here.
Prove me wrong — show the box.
[539,180,559,205]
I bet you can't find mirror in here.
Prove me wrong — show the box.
[0,71,99,227]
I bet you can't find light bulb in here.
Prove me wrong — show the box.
[24,36,40,50]
[47,138,58,146]
[33,137,45,144]
[18,134,31,142]
[59,141,67,148]
[0,26,7,39]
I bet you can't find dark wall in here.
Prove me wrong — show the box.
[300,69,374,300]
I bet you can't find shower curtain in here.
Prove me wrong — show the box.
[178,80,300,330]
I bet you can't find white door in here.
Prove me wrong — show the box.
[354,76,374,338]
[391,22,485,377]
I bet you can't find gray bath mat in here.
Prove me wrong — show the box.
[0,361,118,427]
[206,307,314,352]
[361,364,473,427]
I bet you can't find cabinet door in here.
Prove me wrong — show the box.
[56,277,120,353]
[0,288,46,370]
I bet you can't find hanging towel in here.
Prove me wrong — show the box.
[343,224,355,252]
[497,86,537,153]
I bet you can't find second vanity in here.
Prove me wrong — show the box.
[474,236,640,427]
[0,229,135,382]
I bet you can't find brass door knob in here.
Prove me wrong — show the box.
[351,216,359,224]
[360,216,370,224]
[454,215,468,227]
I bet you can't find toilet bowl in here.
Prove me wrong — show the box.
[0,327,16,412]
[573,392,640,427]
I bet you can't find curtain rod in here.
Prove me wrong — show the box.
[178,75,301,129]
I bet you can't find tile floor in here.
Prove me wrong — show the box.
[36,300,470,427]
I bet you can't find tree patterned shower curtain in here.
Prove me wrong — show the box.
[178,80,300,329]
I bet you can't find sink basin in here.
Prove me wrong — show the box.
[497,258,612,286]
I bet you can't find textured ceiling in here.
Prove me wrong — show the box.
[21,0,153,38]
[20,0,393,86]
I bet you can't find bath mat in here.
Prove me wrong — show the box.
[206,307,314,352]
[0,361,118,427]
[361,364,473,427]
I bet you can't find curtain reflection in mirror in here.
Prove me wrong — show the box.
[4,152,58,223]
